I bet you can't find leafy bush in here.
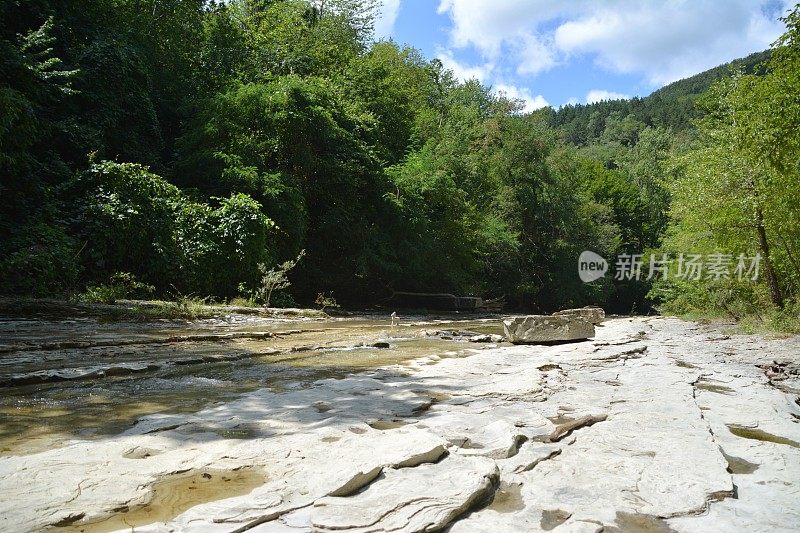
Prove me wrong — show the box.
[247,249,305,307]
[765,299,800,334]
[0,222,79,296]
[79,272,154,304]
[210,193,276,295]
[315,292,339,312]
[268,290,298,308]
[68,161,276,297]
[649,277,772,320]
[229,296,257,308]
[174,193,276,296]
[70,161,182,286]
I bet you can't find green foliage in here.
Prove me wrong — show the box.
[229,296,258,308]
[650,6,800,322]
[653,278,800,334]
[549,50,770,144]
[80,272,155,304]
[176,73,386,300]
[315,292,339,312]
[175,193,276,296]
[248,249,305,307]
[65,161,275,297]
[0,12,78,231]
[71,161,183,284]
[653,277,769,319]
[73,39,163,165]
[241,0,370,79]
[1,0,796,324]
[269,290,298,308]
[734,8,800,173]
[339,42,432,165]
[385,145,483,293]
[0,222,79,296]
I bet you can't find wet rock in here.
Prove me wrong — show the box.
[503,315,595,344]
[545,413,607,442]
[425,329,481,339]
[370,341,391,349]
[0,362,162,387]
[757,360,800,394]
[468,334,504,343]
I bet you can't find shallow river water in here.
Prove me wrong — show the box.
[0,312,504,456]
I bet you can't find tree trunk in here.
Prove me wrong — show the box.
[755,206,783,307]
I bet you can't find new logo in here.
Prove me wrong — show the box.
[578,250,608,283]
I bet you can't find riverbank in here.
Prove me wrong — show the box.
[0,297,333,321]
[0,313,798,531]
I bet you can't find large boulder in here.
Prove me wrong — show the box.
[553,306,605,325]
[503,315,595,344]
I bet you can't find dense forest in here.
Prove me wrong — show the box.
[1,0,798,323]
[548,50,771,143]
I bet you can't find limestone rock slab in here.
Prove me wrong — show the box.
[554,306,606,324]
[503,315,595,344]
[309,455,498,532]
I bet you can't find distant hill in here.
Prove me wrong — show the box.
[548,50,771,144]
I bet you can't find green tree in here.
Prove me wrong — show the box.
[659,70,799,310]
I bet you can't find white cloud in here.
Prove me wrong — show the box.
[437,0,578,56]
[494,83,550,112]
[553,1,791,85]
[374,0,401,39]
[563,97,581,107]
[436,49,494,82]
[586,89,629,104]
[515,33,558,76]
[436,0,571,76]
[437,0,793,85]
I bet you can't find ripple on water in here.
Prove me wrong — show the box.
[144,376,232,388]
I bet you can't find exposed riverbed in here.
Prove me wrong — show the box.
[0,312,798,531]
[0,313,502,456]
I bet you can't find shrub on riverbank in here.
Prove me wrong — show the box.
[66,161,277,298]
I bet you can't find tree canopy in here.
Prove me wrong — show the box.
[1,0,797,320]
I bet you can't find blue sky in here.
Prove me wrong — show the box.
[372,0,793,110]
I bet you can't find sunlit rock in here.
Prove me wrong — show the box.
[554,306,606,324]
[503,314,595,344]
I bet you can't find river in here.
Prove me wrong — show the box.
[1,310,798,532]
[0,311,502,456]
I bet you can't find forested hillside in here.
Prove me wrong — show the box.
[549,49,771,144]
[1,0,798,323]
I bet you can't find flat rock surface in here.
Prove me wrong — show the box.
[0,316,798,532]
